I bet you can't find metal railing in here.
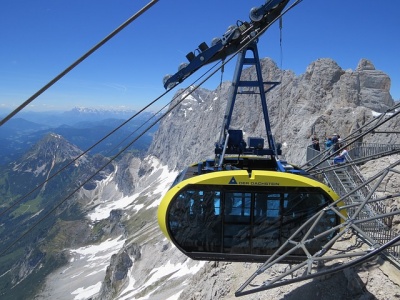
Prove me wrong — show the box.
[307,142,400,162]
[306,144,400,265]
[347,142,400,160]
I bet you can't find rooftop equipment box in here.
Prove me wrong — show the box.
[248,137,264,149]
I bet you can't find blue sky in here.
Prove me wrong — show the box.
[1,0,399,113]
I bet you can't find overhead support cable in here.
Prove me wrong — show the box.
[0,0,159,127]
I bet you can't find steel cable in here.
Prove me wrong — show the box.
[0,0,159,127]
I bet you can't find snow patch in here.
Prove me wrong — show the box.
[88,193,140,221]
[118,270,136,300]
[41,237,126,300]
[72,282,102,300]
[72,237,124,261]
[126,259,205,300]
[165,291,184,300]
[69,238,124,297]
[170,259,205,279]
[371,109,394,117]
[33,163,47,176]
[146,169,178,209]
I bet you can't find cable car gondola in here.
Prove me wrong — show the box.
[158,156,340,263]
[158,16,344,262]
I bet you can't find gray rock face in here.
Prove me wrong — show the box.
[114,153,142,196]
[149,57,394,169]
[356,59,393,111]
[97,244,141,300]
[149,86,224,170]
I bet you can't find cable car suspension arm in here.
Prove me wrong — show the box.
[162,0,291,90]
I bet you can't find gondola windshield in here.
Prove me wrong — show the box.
[172,188,334,249]
[160,171,339,263]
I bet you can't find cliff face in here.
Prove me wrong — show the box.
[149,57,394,170]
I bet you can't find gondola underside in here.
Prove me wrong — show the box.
[158,168,342,263]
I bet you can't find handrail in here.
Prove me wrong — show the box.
[348,142,400,160]
[305,144,400,264]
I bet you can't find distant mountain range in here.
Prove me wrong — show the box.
[0,107,160,164]
[0,107,158,126]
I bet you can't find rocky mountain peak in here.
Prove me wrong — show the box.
[149,57,395,170]
[356,58,375,71]
[304,58,344,90]
[12,132,86,175]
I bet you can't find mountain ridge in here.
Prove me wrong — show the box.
[0,109,160,165]
[149,57,394,171]
[0,132,120,299]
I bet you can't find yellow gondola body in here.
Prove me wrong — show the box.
[158,157,342,263]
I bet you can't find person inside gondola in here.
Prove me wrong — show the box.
[170,197,187,226]
[198,191,221,252]
[255,194,268,218]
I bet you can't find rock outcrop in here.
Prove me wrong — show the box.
[97,243,141,300]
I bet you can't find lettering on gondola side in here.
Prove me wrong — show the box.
[228,176,280,186]
[237,181,280,186]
